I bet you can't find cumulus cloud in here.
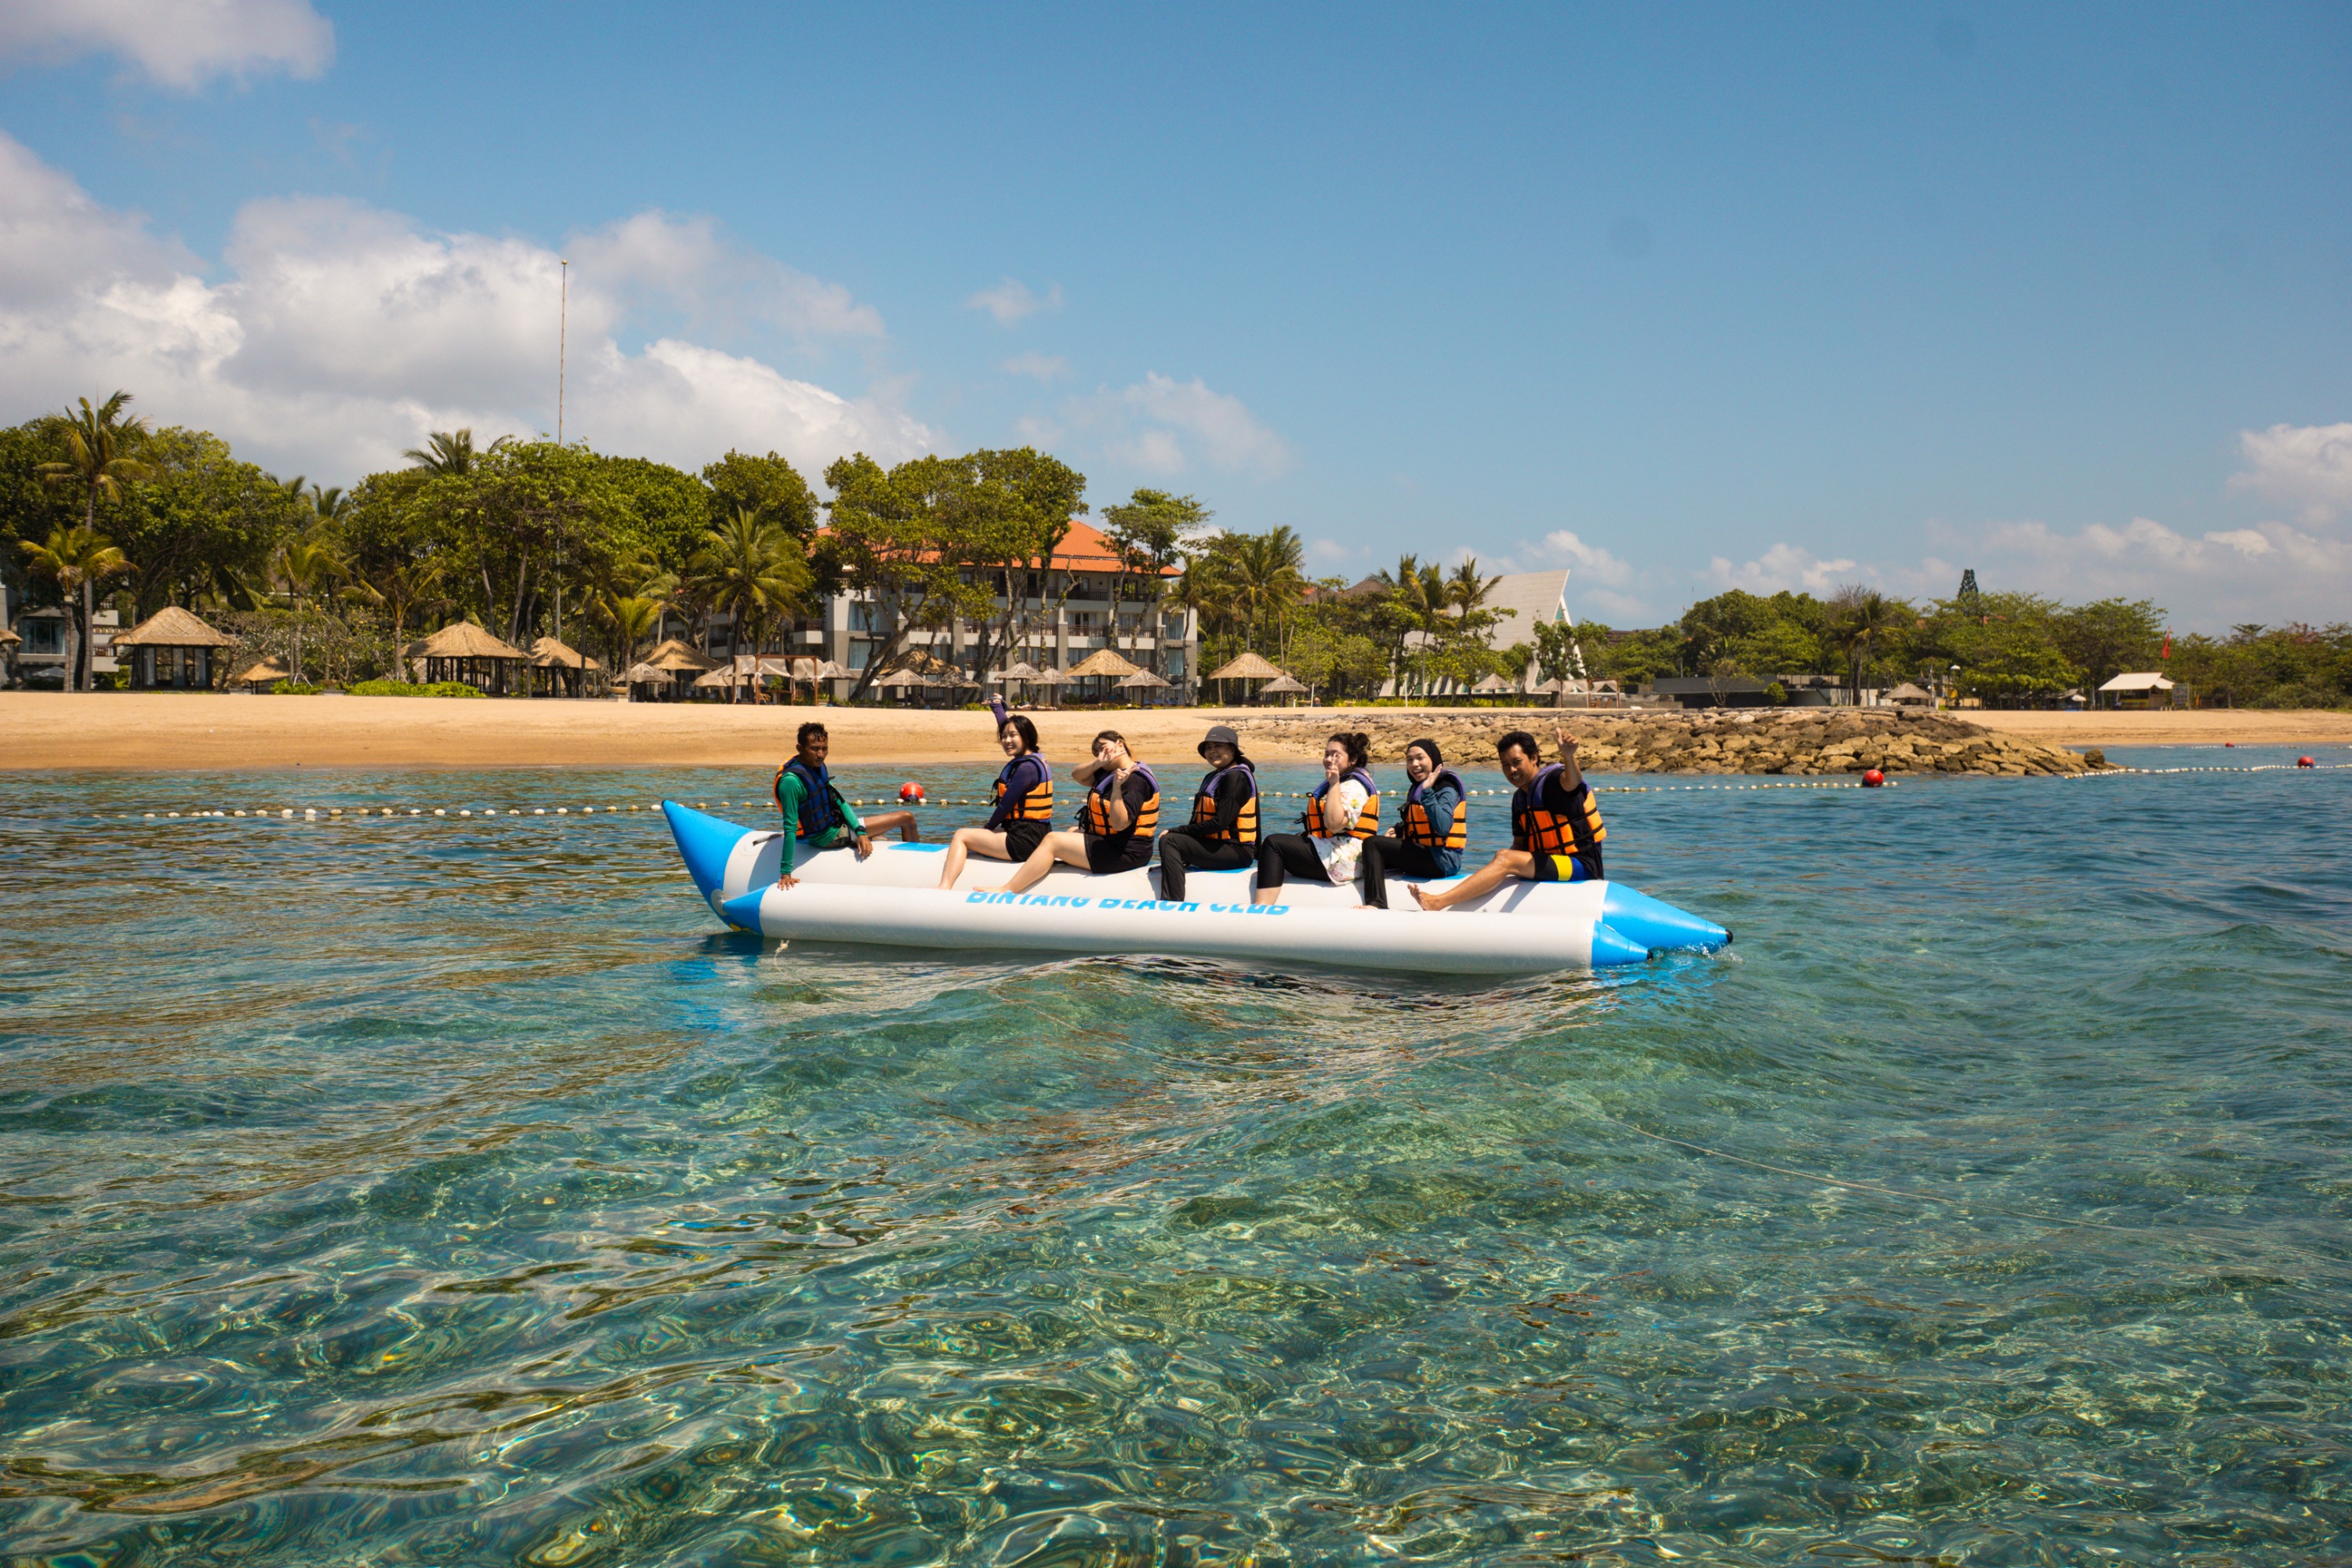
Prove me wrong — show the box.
[1703,543,1863,596]
[965,278,1062,325]
[1065,372,1291,478]
[0,131,932,481]
[2231,421,2352,524]
[1537,528,1635,590]
[1955,515,2352,621]
[569,210,884,341]
[0,0,333,87]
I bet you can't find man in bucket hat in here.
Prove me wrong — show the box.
[1154,724,1261,902]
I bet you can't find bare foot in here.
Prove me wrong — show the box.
[1408,884,1442,911]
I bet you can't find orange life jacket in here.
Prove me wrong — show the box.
[1083,762,1159,837]
[1307,768,1380,840]
[1513,763,1606,858]
[1189,761,1258,845]
[1397,768,1468,850]
[992,753,1054,822]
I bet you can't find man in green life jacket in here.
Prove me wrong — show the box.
[774,721,919,888]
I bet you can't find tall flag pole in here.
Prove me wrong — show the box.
[557,259,568,445]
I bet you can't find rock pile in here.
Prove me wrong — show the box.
[1233,708,2101,777]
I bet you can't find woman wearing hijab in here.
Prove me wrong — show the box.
[1155,724,1260,902]
[979,729,1160,894]
[1356,736,1467,909]
[1250,731,1377,906]
[935,695,1054,888]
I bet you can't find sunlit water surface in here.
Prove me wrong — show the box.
[3,745,2348,1566]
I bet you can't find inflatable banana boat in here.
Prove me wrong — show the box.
[665,800,1729,976]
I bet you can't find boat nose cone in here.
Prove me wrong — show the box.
[663,800,750,904]
[1599,883,1731,953]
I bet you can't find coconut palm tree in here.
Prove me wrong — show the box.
[1831,589,1909,702]
[309,484,351,531]
[343,556,446,665]
[403,430,483,476]
[274,536,348,683]
[1378,554,1451,695]
[603,594,662,681]
[1221,527,1306,658]
[18,526,134,691]
[688,506,812,699]
[34,392,152,688]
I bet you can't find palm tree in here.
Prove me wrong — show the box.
[403,430,484,475]
[688,506,812,700]
[275,536,348,683]
[1378,554,1451,695]
[310,484,351,530]
[604,594,662,681]
[343,556,447,665]
[34,392,152,688]
[19,527,134,691]
[1221,527,1306,657]
[1831,589,1909,702]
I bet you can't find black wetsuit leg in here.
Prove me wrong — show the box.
[1254,833,1333,890]
[1157,828,1254,902]
[1356,835,1450,909]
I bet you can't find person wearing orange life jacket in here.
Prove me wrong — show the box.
[980,729,1160,894]
[1354,736,1467,909]
[935,695,1055,888]
[771,720,919,889]
[1251,731,1378,906]
[1155,724,1260,902]
[1411,726,1604,912]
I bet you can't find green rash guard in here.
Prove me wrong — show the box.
[775,766,866,848]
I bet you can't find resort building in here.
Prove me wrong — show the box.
[8,606,122,685]
[1377,568,1578,698]
[799,521,1198,697]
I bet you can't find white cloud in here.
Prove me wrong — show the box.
[1068,372,1291,478]
[965,278,1062,325]
[2230,421,2352,524]
[1000,351,1071,381]
[1703,543,1863,596]
[1953,515,2352,621]
[569,210,884,341]
[1577,588,1651,624]
[1305,537,1356,568]
[0,0,332,87]
[1537,528,1635,589]
[0,131,932,481]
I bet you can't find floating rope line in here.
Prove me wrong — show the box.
[118,760,2346,821]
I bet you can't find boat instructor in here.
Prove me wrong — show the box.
[1410,725,1604,911]
[773,720,920,888]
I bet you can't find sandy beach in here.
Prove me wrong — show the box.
[5,691,2349,770]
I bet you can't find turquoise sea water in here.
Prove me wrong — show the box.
[3,746,2348,1566]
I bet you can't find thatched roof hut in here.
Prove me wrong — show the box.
[1206,651,1285,681]
[644,637,719,673]
[418,622,527,695]
[114,606,237,689]
[230,654,292,689]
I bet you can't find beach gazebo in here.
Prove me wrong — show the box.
[230,654,292,691]
[1472,672,1512,700]
[635,637,719,702]
[114,606,238,690]
[1886,681,1934,709]
[1065,647,1142,706]
[1259,672,1309,708]
[2097,671,2176,710]
[622,661,670,700]
[418,622,528,695]
[528,636,604,698]
[1206,650,1286,706]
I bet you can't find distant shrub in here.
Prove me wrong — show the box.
[346,679,486,699]
[270,680,321,695]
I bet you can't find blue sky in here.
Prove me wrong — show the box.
[2,2,2348,627]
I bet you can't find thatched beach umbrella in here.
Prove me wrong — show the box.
[1116,668,1170,707]
[1259,672,1308,708]
[230,654,292,690]
[1206,649,1287,706]
[1064,647,1141,706]
[528,635,603,698]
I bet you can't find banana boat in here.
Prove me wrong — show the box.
[664,800,1730,976]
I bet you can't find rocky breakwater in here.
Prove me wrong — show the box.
[1234,709,2103,777]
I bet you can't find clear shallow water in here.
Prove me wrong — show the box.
[2,746,2349,1566]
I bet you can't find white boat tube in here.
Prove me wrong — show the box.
[665,800,1728,976]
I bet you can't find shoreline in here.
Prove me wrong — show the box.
[4,691,2349,771]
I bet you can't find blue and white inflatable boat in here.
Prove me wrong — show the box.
[664,800,1729,975]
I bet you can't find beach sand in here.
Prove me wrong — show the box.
[5,691,2349,770]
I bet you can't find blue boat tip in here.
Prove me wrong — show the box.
[662,800,752,903]
[1599,883,1732,953]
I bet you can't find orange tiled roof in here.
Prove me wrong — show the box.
[815,517,1178,575]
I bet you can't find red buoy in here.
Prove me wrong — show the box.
[2297,756,2315,768]
[899,781,925,801]
[1861,768,1886,787]
[2225,741,2235,748]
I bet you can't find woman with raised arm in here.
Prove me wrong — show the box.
[1355,736,1466,909]
[935,695,1055,889]
[981,729,1160,894]
[1250,731,1377,906]
[1155,724,1260,902]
